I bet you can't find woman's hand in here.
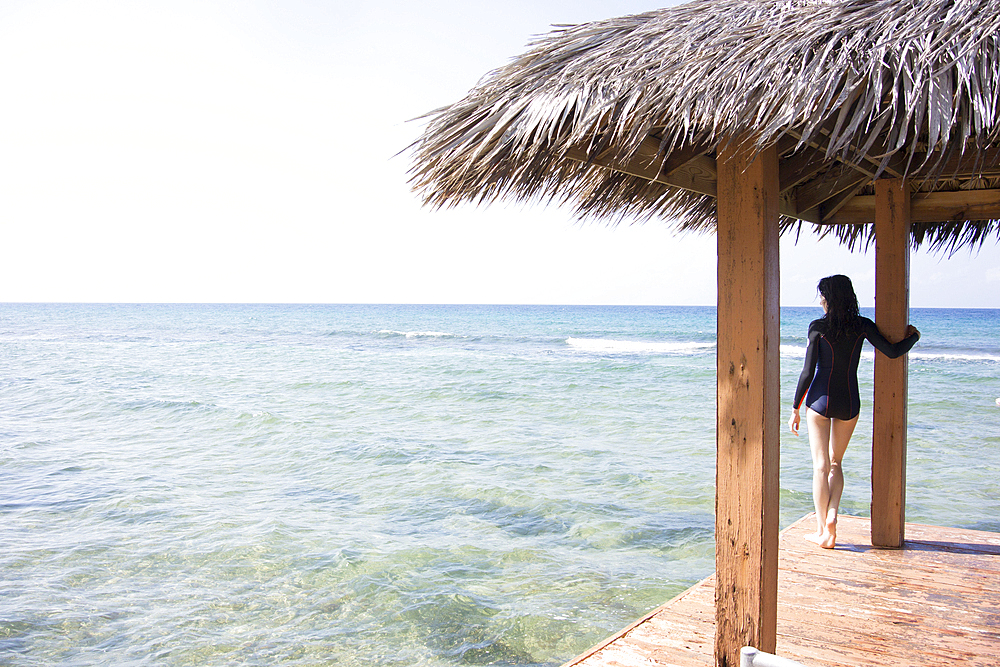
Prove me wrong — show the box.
[788,409,800,436]
[906,324,920,339]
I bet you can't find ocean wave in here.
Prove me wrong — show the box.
[911,351,1000,362]
[566,337,714,355]
[378,330,460,339]
[780,345,998,363]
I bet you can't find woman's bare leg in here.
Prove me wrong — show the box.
[822,415,859,547]
[805,409,831,545]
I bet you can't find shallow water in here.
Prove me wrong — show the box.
[1,304,997,665]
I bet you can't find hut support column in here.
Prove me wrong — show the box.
[715,140,780,667]
[871,178,911,548]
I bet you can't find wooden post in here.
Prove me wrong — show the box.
[871,178,911,548]
[715,138,780,667]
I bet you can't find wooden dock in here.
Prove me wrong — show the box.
[564,515,1000,667]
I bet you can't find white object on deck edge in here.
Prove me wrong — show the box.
[740,646,809,667]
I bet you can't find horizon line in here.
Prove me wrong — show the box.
[1,301,995,310]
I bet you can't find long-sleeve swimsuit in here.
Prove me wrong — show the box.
[793,316,919,420]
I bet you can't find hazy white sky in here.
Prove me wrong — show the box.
[1,0,997,307]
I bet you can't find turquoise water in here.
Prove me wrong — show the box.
[1,304,998,666]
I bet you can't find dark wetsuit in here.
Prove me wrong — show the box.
[793,316,919,420]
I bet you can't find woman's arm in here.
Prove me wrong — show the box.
[790,324,821,434]
[861,317,920,359]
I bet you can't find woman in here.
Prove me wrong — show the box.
[789,275,920,549]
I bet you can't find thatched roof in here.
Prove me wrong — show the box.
[409,0,1000,252]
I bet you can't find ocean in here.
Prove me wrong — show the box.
[1,303,998,666]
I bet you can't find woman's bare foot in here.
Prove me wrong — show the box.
[821,511,838,549]
[805,531,826,546]
[805,519,837,548]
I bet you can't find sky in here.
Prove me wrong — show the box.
[0,0,997,308]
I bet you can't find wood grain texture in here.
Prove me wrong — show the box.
[564,515,1000,667]
[822,188,1000,225]
[714,140,781,667]
[872,178,911,548]
[563,141,718,197]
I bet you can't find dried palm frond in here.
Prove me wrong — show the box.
[409,0,1000,252]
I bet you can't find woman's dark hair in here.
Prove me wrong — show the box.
[817,274,860,338]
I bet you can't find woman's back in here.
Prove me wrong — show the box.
[795,316,919,421]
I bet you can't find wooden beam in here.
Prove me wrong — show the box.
[823,188,1000,225]
[778,130,1000,223]
[779,192,817,223]
[816,181,868,222]
[669,154,718,196]
[662,140,714,177]
[871,178,911,549]
[785,113,902,177]
[779,146,833,193]
[564,142,717,197]
[776,132,803,156]
[783,117,903,180]
[715,139,780,667]
[906,144,1000,179]
[793,167,870,214]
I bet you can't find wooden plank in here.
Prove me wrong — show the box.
[563,516,1000,667]
[779,145,833,193]
[776,133,1000,224]
[816,181,868,222]
[793,167,870,215]
[560,133,917,224]
[715,138,781,667]
[906,144,1000,179]
[872,179,911,548]
[904,522,1000,549]
[563,138,718,197]
[823,188,1000,225]
[567,590,707,667]
[782,117,901,180]
[779,552,1000,592]
[662,140,714,177]
[776,517,1000,667]
[669,155,719,197]
[775,568,1000,625]
[575,605,716,667]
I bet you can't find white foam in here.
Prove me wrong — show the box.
[378,330,457,339]
[566,337,715,355]
[780,344,998,363]
[911,351,1000,362]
